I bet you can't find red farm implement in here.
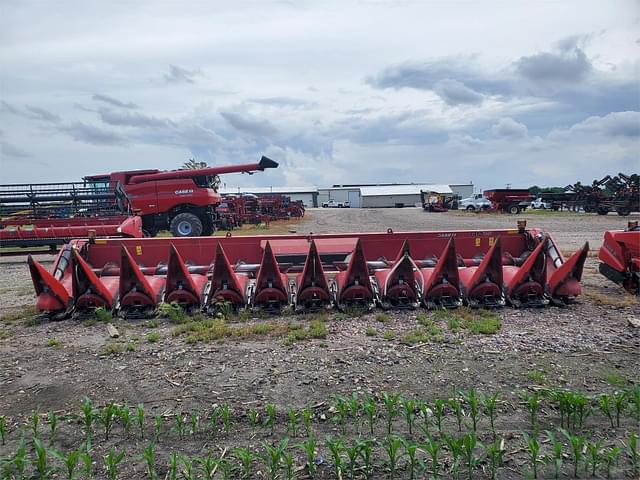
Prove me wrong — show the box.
[599,221,640,294]
[27,222,589,319]
[483,189,534,214]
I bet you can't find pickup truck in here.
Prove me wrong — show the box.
[458,194,491,211]
[322,200,350,208]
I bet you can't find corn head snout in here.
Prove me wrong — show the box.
[28,227,589,319]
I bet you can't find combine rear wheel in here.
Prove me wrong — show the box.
[508,204,520,214]
[616,207,631,216]
[170,212,203,237]
[597,207,609,216]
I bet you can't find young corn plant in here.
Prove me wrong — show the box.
[154,415,162,442]
[461,433,482,480]
[31,437,51,478]
[80,397,95,444]
[118,403,132,437]
[626,384,640,425]
[362,394,377,435]
[179,455,194,480]
[47,411,57,446]
[586,439,604,477]
[174,412,186,439]
[298,437,317,477]
[598,394,615,428]
[418,401,431,437]
[233,447,256,479]
[357,438,375,479]
[189,411,199,436]
[283,452,295,480]
[98,402,117,441]
[348,392,361,433]
[209,406,222,437]
[382,392,400,435]
[481,392,499,437]
[11,436,27,480]
[613,391,626,427]
[571,391,590,430]
[248,409,259,433]
[433,399,446,435]
[167,452,178,480]
[344,441,361,480]
[485,438,505,480]
[560,428,586,478]
[448,396,463,432]
[53,447,81,480]
[522,432,541,479]
[287,408,300,437]
[521,390,541,431]
[326,436,346,479]
[545,430,563,479]
[301,406,313,437]
[141,442,157,480]
[402,437,422,480]
[445,434,464,480]
[0,415,6,445]
[461,388,480,434]
[402,398,417,435]
[384,435,403,480]
[422,435,441,479]
[104,448,125,480]
[81,451,93,480]
[264,404,277,436]
[603,445,621,479]
[30,408,41,440]
[195,452,216,480]
[333,395,349,435]
[262,438,289,480]
[221,402,232,432]
[629,432,638,477]
[136,403,145,439]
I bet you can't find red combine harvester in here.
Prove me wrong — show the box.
[599,221,640,294]
[27,221,589,319]
[1,157,279,250]
[483,189,534,214]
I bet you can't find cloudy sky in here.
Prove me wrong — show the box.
[1,1,638,190]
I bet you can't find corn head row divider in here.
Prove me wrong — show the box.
[27,222,590,319]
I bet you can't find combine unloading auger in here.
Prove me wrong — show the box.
[27,223,590,319]
[599,221,640,295]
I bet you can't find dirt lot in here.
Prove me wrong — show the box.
[0,208,638,479]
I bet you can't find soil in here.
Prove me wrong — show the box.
[0,208,638,479]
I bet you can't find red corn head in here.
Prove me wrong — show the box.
[28,255,71,316]
[458,238,505,307]
[295,240,331,311]
[165,244,207,311]
[420,237,462,308]
[503,239,547,307]
[251,241,289,311]
[335,239,374,309]
[598,229,640,294]
[375,240,420,309]
[119,245,165,318]
[547,242,589,304]
[71,248,118,311]
[206,243,248,312]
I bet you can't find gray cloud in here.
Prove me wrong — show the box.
[24,105,61,123]
[247,97,317,108]
[515,47,592,84]
[1,141,31,158]
[1,100,19,114]
[164,64,201,84]
[433,79,484,105]
[98,108,175,128]
[491,117,528,139]
[92,93,138,109]
[568,111,640,138]
[220,111,278,136]
[59,122,128,145]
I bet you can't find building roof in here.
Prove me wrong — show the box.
[220,186,318,195]
[359,184,453,196]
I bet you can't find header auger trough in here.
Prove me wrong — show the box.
[28,223,589,320]
[598,221,640,295]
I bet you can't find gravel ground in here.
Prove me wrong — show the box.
[0,208,638,479]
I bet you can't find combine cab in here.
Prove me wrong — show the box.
[27,222,589,319]
[599,221,640,294]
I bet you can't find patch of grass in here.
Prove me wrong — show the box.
[333,313,348,321]
[147,332,160,343]
[366,327,377,337]
[527,369,546,384]
[145,319,158,328]
[343,306,368,318]
[158,302,189,323]
[583,291,638,307]
[83,319,97,326]
[376,313,391,324]
[309,318,327,339]
[606,372,628,387]
[47,338,61,347]
[0,306,37,323]
[433,309,461,331]
[125,341,137,352]
[401,329,429,345]
[0,330,13,340]
[284,328,308,346]
[383,330,396,341]
[94,307,113,322]
[102,342,126,355]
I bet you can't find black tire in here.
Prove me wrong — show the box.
[170,212,203,237]
[616,207,631,216]
[597,207,609,216]
[508,204,520,214]
[466,205,475,211]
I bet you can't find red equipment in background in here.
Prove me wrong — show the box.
[216,194,305,230]
[28,222,588,319]
[599,221,640,294]
[483,189,534,214]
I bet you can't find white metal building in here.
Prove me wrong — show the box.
[219,186,319,207]
[359,184,453,208]
[317,187,362,208]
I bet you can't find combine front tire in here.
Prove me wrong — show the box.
[170,213,203,237]
[508,204,520,214]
